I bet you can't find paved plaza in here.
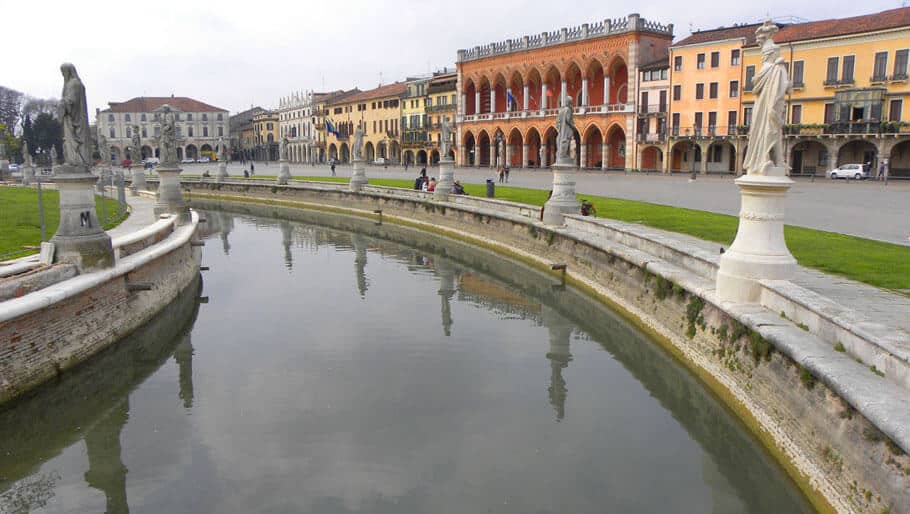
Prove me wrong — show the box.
[177,162,910,245]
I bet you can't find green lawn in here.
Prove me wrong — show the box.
[277,177,910,292]
[0,188,128,258]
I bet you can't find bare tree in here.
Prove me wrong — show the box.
[0,85,24,133]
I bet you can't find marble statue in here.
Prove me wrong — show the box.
[54,146,62,165]
[159,106,178,166]
[352,126,364,160]
[131,125,141,162]
[22,140,31,166]
[218,137,228,161]
[742,21,790,176]
[497,138,504,166]
[556,96,577,163]
[59,63,92,166]
[98,133,108,163]
[280,136,289,161]
[440,117,452,156]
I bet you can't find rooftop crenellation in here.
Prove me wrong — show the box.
[457,13,673,63]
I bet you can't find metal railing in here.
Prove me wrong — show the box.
[638,104,667,115]
[670,125,749,137]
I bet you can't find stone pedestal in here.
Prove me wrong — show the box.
[216,161,228,183]
[542,159,580,226]
[350,158,367,192]
[154,165,188,222]
[22,164,35,186]
[277,159,291,185]
[434,158,455,200]
[50,164,114,270]
[716,171,796,303]
[130,164,147,194]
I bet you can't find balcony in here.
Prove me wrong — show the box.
[824,121,880,134]
[870,74,888,84]
[638,104,667,116]
[460,103,635,122]
[824,78,855,88]
[670,125,748,138]
[426,103,456,113]
[636,131,666,143]
[891,72,908,82]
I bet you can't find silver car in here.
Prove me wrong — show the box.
[827,163,868,180]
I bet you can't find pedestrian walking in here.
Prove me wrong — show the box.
[879,161,886,180]
[250,162,255,175]
[498,166,505,184]
[504,165,510,183]
[331,160,336,176]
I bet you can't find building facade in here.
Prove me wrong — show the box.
[666,24,757,174]
[311,89,360,164]
[636,55,669,170]
[252,110,280,161]
[324,83,405,164]
[744,8,910,177]
[400,77,430,165]
[278,91,320,164]
[426,71,458,164]
[230,106,266,161]
[97,96,229,162]
[456,14,674,170]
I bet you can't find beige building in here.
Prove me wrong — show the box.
[97,96,228,162]
[324,83,406,164]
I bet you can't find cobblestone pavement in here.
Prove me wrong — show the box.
[176,161,909,245]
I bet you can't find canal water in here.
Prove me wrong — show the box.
[0,207,814,513]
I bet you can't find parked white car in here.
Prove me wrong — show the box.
[827,163,868,180]
[373,157,387,165]
[197,157,211,163]
[181,157,196,164]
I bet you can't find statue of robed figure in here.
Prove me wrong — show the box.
[555,96,577,165]
[59,63,93,168]
[440,116,452,157]
[742,21,791,176]
[352,126,364,160]
[159,106,178,166]
[280,136,290,161]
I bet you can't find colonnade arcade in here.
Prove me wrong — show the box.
[462,56,629,117]
[461,122,627,170]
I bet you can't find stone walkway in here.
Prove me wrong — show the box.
[104,192,156,239]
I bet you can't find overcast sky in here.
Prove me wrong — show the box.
[2,0,901,120]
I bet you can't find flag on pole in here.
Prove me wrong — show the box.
[506,90,515,111]
[325,118,340,136]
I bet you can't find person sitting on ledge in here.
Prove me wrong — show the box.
[453,180,466,195]
[580,199,597,216]
[202,170,211,178]
[427,177,437,192]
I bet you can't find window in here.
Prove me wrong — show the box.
[110,127,115,138]
[673,85,681,101]
[707,112,717,134]
[217,113,223,121]
[743,107,753,126]
[187,113,193,121]
[126,126,131,138]
[791,104,802,124]
[873,52,888,81]
[674,55,682,71]
[826,57,839,83]
[672,113,680,135]
[695,83,704,100]
[731,49,740,66]
[841,55,855,83]
[824,103,835,123]
[727,110,738,130]
[745,65,755,91]
[659,90,667,111]
[894,49,909,79]
[218,126,223,137]
[267,123,273,130]
[154,126,160,137]
[141,127,147,137]
[203,127,209,137]
[791,61,804,87]
[125,114,131,122]
[696,53,705,69]
[710,51,719,68]
[729,80,739,98]
[141,114,147,121]
[709,82,718,99]
[640,91,648,112]
[108,114,114,122]
[890,99,903,121]
[188,127,193,137]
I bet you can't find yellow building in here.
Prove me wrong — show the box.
[401,77,430,165]
[252,110,280,161]
[426,71,457,164]
[742,7,910,177]
[312,89,360,163]
[324,83,407,164]
[667,23,760,173]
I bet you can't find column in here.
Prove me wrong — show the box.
[522,144,529,168]
[490,89,496,113]
[523,85,529,111]
[701,143,709,174]
[581,77,589,106]
[489,145,496,168]
[475,91,480,115]
[461,93,467,116]
[505,143,512,167]
[580,143,587,169]
[602,143,609,170]
[560,80,567,106]
[603,77,611,105]
[541,84,548,110]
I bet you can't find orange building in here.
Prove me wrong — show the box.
[456,14,674,170]
[666,23,760,174]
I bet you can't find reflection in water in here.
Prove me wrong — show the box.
[436,257,456,336]
[541,306,573,421]
[280,219,293,269]
[0,276,202,514]
[352,233,369,298]
[174,333,195,409]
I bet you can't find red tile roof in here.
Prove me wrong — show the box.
[104,96,226,113]
[332,82,408,105]
[673,23,765,47]
[314,89,361,103]
[772,7,910,44]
